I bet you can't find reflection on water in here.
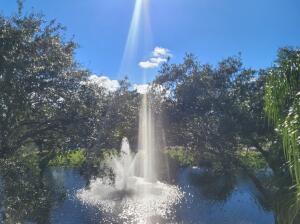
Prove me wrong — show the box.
[176,167,275,224]
[0,161,63,224]
[0,167,275,223]
[77,176,183,224]
[52,167,274,224]
[49,168,100,224]
[187,168,236,202]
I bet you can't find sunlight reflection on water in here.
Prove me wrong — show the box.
[77,176,184,224]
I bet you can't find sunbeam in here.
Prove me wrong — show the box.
[119,0,153,82]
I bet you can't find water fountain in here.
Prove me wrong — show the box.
[137,93,157,182]
[77,0,183,222]
[77,92,183,223]
[111,137,135,191]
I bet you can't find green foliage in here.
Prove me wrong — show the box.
[0,5,140,161]
[165,146,196,167]
[264,48,300,193]
[263,48,300,223]
[0,144,63,223]
[155,54,274,175]
[274,188,300,224]
[156,53,297,221]
[0,11,98,158]
[238,150,268,170]
[86,148,118,169]
[94,78,140,151]
[49,149,86,167]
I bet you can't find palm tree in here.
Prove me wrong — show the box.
[264,48,300,223]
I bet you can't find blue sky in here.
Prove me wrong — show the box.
[1,0,300,85]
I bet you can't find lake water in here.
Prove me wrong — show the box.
[46,167,275,224]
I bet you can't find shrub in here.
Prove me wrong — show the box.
[165,146,196,167]
[49,149,86,168]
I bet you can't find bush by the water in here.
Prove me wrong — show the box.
[165,146,197,167]
[238,150,267,170]
[49,150,86,167]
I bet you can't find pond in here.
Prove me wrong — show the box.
[43,167,275,224]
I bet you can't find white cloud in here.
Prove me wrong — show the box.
[133,84,171,97]
[88,75,120,92]
[86,75,168,96]
[138,61,159,69]
[150,57,168,64]
[139,47,172,69]
[133,84,150,94]
[153,47,172,58]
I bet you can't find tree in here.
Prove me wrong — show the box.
[156,54,265,172]
[0,10,119,222]
[264,48,300,223]
[0,12,99,159]
[265,48,300,184]
[93,78,140,151]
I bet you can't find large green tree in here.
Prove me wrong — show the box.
[0,12,102,159]
[155,54,277,172]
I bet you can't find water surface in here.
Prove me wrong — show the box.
[47,167,274,224]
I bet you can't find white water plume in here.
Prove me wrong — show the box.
[137,94,157,182]
[77,135,183,223]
